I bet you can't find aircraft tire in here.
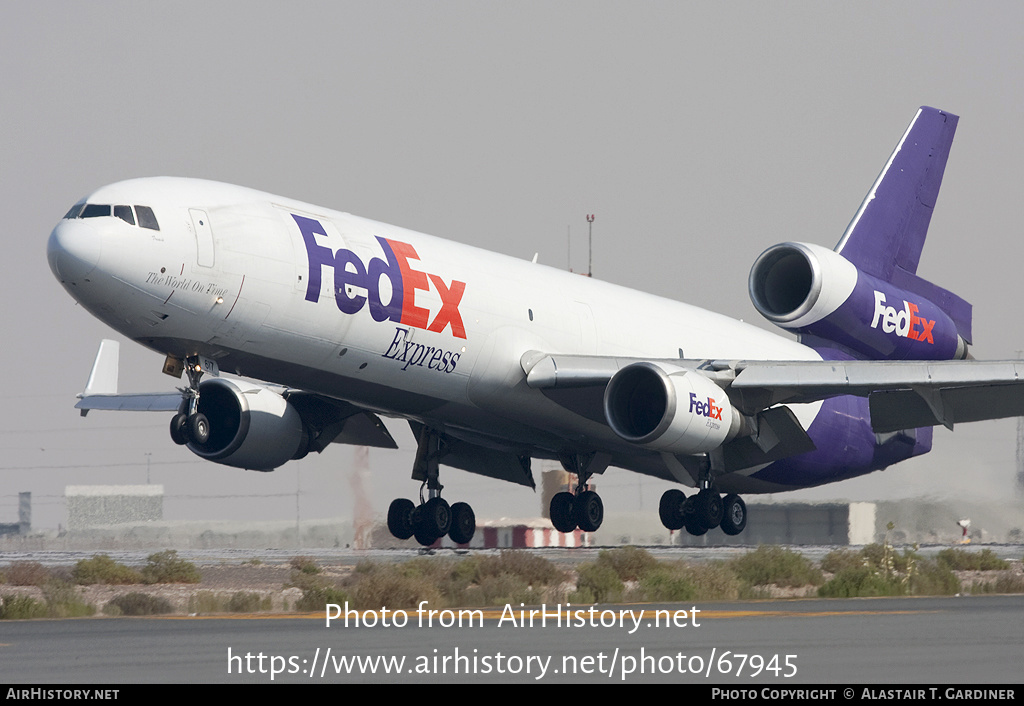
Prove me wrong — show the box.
[574,490,604,532]
[697,490,723,529]
[170,413,188,446]
[387,498,416,540]
[187,413,210,446]
[681,496,707,535]
[421,497,452,537]
[720,494,747,535]
[659,489,686,530]
[449,502,476,545]
[550,492,577,533]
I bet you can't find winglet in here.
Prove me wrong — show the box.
[79,340,119,414]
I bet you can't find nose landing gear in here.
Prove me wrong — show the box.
[168,354,214,447]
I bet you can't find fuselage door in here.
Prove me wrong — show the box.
[190,208,215,268]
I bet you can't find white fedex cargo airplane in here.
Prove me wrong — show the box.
[48,107,1024,545]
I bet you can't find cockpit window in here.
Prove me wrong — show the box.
[81,204,111,218]
[63,202,160,232]
[135,205,159,231]
[113,205,135,226]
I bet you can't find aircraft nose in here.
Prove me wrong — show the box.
[48,219,101,284]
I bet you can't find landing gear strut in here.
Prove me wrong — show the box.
[386,428,477,547]
[549,452,609,534]
[169,355,211,447]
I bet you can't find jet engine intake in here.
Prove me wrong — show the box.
[188,378,305,470]
[603,362,741,455]
[749,241,968,360]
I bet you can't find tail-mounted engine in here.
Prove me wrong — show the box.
[188,378,306,470]
[749,242,968,360]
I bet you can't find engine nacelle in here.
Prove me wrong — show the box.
[749,242,968,360]
[603,362,740,455]
[189,378,305,471]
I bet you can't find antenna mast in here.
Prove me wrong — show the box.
[586,214,594,277]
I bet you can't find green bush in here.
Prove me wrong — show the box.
[909,559,960,596]
[573,562,623,603]
[818,566,905,598]
[188,591,226,614]
[683,562,743,601]
[72,555,142,585]
[40,581,95,618]
[637,566,696,602]
[0,594,49,619]
[730,546,823,588]
[820,549,864,574]
[818,557,959,598]
[141,551,201,584]
[289,556,321,575]
[296,585,353,612]
[345,560,444,610]
[596,547,660,581]
[455,552,563,588]
[106,592,174,615]
[859,543,912,573]
[936,548,1009,571]
[228,591,269,613]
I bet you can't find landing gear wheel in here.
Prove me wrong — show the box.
[696,489,723,530]
[574,490,604,532]
[187,413,210,446]
[550,492,577,532]
[387,498,415,540]
[659,489,686,531]
[682,496,708,536]
[169,413,188,446]
[411,506,437,546]
[449,502,476,545]
[412,497,451,546]
[720,494,747,536]
[685,516,709,536]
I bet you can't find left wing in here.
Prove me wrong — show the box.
[74,340,397,450]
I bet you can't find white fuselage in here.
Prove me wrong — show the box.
[49,177,820,485]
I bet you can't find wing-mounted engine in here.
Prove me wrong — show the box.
[748,242,968,360]
[603,362,743,454]
[188,378,306,470]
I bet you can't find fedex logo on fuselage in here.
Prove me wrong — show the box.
[870,290,934,344]
[294,215,467,339]
[689,392,723,420]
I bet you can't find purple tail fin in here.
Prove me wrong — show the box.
[835,107,972,343]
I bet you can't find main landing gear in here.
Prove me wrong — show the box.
[659,486,747,536]
[658,454,747,536]
[169,355,211,447]
[548,452,609,534]
[386,429,477,547]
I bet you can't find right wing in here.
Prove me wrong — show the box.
[523,352,1024,434]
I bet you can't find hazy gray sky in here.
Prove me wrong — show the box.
[3,2,1023,530]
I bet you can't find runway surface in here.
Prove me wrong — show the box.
[1,594,1020,684]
